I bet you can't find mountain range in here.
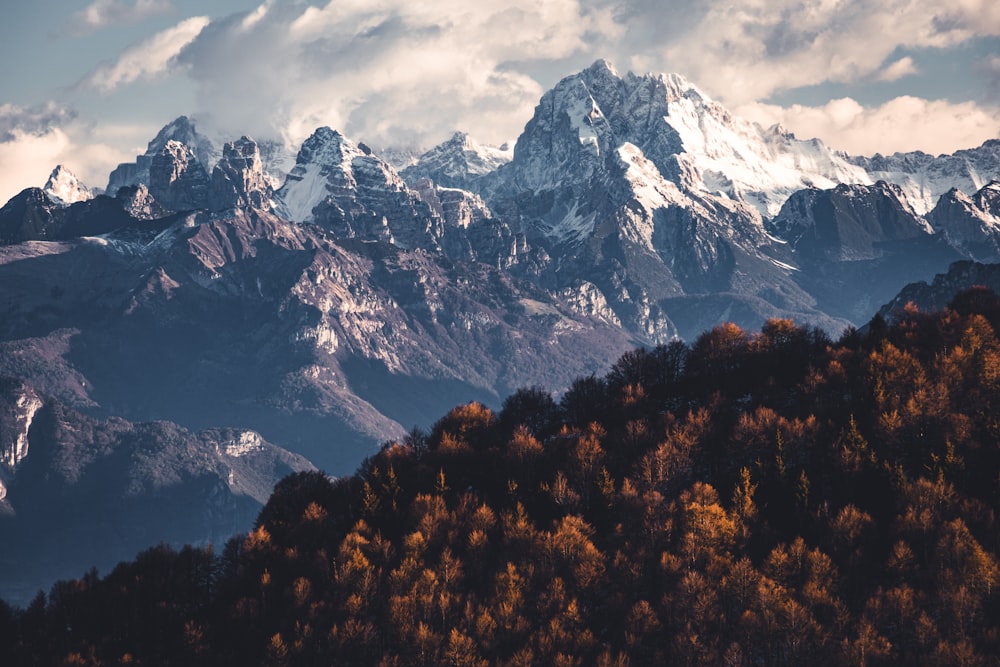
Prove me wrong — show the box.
[1,59,1000,603]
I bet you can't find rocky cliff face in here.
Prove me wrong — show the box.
[771,182,932,262]
[275,127,523,268]
[275,127,436,246]
[210,136,274,211]
[0,377,43,505]
[107,116,219,196]
[0,375,313,606]
[0,207,631,473]
[926,182,1000,262]
[149,140,211,212]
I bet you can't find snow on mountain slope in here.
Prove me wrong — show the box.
[401,132,513,190]
[927,181,1000,262]
[662,93,872,217]
[493,60,871,220]
[852,140,1000,215]
[43,166,94,206]
[273,127,524,266]
[275,128,365,223]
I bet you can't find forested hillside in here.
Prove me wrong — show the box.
[3,289,1000,666]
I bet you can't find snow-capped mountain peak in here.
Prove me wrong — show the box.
[400,131,513,191]
[497,60,871,218]
[43,165,94,207]
[274,127,367,223]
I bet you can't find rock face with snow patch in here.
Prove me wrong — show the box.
[276,127,523,267]
[275,127,438,247]
[117,183,170,220]
[0,377,43,506]
[771,182,932,262]
[148,140,211,211]
[852,141,1000,215]
[401,131,512,190]
[107,116,219,196]
[927,182,1000,262]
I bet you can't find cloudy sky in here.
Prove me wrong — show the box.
[1,0,998,202]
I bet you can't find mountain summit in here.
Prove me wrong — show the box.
[481,59,870,218]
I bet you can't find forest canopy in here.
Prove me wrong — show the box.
[2,288,1000,666]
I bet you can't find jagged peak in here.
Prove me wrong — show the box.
[295,126,362,166]
[400,130,513,188]
[158,115,196,136]
[583,58,620,80]
[223,136,260,159]
[943,186,971,201]
[148,116,209,154]
[158,139,200,162]
[307,126,347,146]
[43,165,94,207]
[654,70,701,99]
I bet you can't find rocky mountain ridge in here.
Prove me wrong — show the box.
[1,60,999,467]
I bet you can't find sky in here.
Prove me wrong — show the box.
[0,0,999,202]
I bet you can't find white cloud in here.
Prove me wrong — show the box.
[170,0,612,150]
[737,96,1000,156]
[239,1,273,32]
[598,0,1000,104]
[147,0,1000,157]
[877,57,920,82]
[0,129,72,203]
[79,16,209,92]
[3,0,996,205]
[0,103,153,203]
[71,0,173,34]
[0,102,76,142]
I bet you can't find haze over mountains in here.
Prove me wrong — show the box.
[2,60,1000,603]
